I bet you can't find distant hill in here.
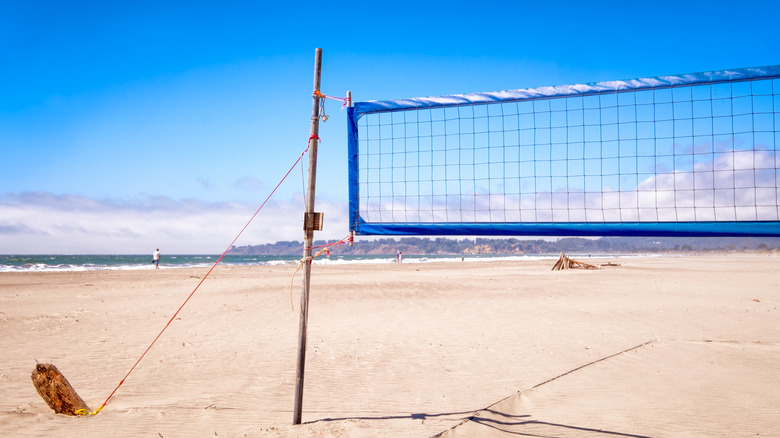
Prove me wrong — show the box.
[228,236,780,256]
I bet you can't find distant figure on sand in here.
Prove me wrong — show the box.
[396,250,403,263]
[153,249,160,269]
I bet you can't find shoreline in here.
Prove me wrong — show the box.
[4,251,774,273]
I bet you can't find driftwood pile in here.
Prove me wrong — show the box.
[551,253,600,271]
[31,363,91,415]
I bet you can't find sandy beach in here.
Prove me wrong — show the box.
[1,254,779,437]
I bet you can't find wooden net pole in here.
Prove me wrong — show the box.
[293,48,322,425]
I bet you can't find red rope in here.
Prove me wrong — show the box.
[313,90,351,108]
[308,235,352,252]
[94,142,312,413]
[307,235,353,261]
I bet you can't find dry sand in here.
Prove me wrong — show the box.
[1,255,778,437]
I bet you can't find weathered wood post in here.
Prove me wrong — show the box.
[293,47,323,425]
[31,363,91,415]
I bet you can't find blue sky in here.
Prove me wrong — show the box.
[1,0,779,254]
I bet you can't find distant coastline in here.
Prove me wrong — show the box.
[229,236,780,256]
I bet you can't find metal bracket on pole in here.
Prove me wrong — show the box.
[303,212,324,232]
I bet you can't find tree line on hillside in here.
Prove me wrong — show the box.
[228,236,780,256]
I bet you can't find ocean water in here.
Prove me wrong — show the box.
[0,254,300,272]
[0,253,580,272]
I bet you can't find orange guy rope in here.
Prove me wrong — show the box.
[81,142,313,415]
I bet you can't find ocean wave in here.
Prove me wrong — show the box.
[0,253,642,272]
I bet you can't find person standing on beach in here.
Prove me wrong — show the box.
[153,248,161,269]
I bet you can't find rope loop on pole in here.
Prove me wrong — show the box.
[313,90,350,122]
[288,234,354,312]
[312,90,349,107]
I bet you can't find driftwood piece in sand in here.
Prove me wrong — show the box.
[551,253,599,271]
[31,363,90,415]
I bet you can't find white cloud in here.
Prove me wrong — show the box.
[0,192,348,254]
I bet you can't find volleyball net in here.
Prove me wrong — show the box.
[347,65,780,237]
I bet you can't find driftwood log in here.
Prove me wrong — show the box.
[551,253,599,271]
[31,363,91,415]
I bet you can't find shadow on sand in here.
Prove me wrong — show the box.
[308,408,650,437]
